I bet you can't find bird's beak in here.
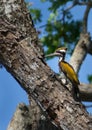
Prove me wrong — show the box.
[45,52,61,58]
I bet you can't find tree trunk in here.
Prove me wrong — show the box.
[0,0,92,130]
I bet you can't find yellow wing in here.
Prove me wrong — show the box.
[59,61,80,85]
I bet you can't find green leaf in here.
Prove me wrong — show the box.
[30,9,42,23]
[40,0,46,2]
[88,75,92,83]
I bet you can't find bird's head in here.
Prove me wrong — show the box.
[55,47,67,57]
[45,47,67,58]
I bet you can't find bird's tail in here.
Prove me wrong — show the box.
[72,84,81,102]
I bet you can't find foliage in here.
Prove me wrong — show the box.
[29,8,42,23]
[88,75,92,83]
[41,20,81,55]
[28,0,82,55]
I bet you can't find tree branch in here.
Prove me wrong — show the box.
[69,2,92,99]
[63,0,78,12]
[79,83,92,102]
[78,1,92,6]
[70,33,92,73]
[82,5,92,33]
[7,103,41,130]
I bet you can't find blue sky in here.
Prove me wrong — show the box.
[0,1,92,130]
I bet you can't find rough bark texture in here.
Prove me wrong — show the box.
[0,0,92,130]
[7,103,41,130]
[7,103,59,130]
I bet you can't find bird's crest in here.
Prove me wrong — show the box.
[55,47,67,53]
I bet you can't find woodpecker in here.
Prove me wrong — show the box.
[46,47,80,101]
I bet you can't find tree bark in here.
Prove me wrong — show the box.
[0,0,92,130]
[70,33,91,73]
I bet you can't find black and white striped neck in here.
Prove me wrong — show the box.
[58,53,65,62]
[59,56,64,62]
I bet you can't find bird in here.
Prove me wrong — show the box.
[46,47,80,101]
